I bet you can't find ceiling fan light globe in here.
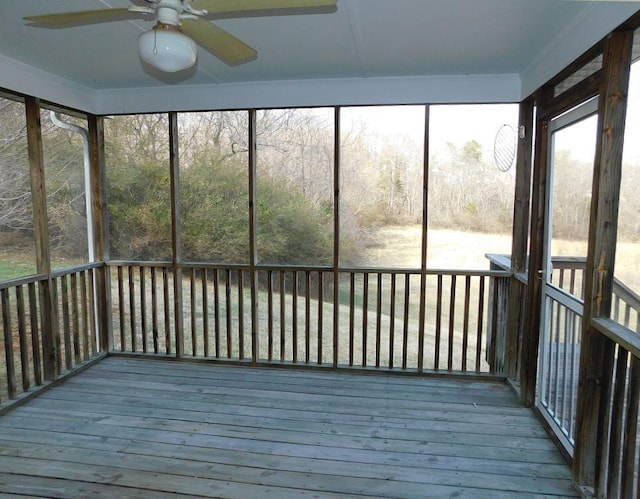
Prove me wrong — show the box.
[138,27,197,72]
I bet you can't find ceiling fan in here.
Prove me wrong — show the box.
[23,0,338,72]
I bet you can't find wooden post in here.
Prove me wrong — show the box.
[521,87,553,405]
[88,114,112,353]
[169,112,184,358]
[574,29,633,487]
[506,98,534,379]
[417,105,429,373]
[25,97,57,381]
[333,107,340,368]
[248,109,259,363]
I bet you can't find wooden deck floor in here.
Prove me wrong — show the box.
[0,357,577,498]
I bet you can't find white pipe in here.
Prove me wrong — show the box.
[49,111,95,262]
[50,111,99,350]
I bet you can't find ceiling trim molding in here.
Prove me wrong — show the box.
[0,54,95,112]
[520,3,640,99]
[95,73,522,115]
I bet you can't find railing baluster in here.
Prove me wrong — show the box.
[2,288,15,400]
[15,285,30,391]
[225,269,232,358]
[213,268,220,358]
[238,270,244,360]
[190,268,197,357]
[267,270,273,361]
[80,271,89,360]
[606,346,629,498]
[349,273,355,367]
[305,271,311,364]
[569,312,579,440]
[389,273,396,369]
[71,273,80,365]
[129,266,137,353]
[448,275,456,372]
[317,271,323,365]
[202,268,209,357]
[621,356,640,498]
[151,267,159,353]
[140,266,147,353]
[61,275,72,370]
[117,266,125,352]
[553,299,562,418]
[475,276,485,373]
[375,273,382,368]
[28,282,42,386]
[279,270,285,362]
[49,279,61,375]
[291,271,297,364]
[402,274,410,370]
[162,267,171,355]
[362,273,368,367]
[462,276,471,372]
[434,274,443,371]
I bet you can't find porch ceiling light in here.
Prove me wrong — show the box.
[138,23,197,73]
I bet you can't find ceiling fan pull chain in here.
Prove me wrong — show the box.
[153,28,158,55]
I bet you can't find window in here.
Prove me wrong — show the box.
[42,109,90,268]
[256,108,334,266]
[428,104,518,270]
[0,97,36,280]
[340,105,425,268]
[178,111,250,264]
[105,114,171,261]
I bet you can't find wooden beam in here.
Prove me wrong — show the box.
[574,29,633,487]
[511,98,535,274]
[25,98,49,275]
[88,114,112,353]
[24,97,57,381]
[248,109,259,363]
[505,98,535,380]
[333,106,340,369]
[418,105,429,373]
[169,112,184,359]
[520,87,553,405]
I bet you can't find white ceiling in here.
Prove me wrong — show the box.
[0,0,639,115]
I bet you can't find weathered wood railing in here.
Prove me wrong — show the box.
[588,318,640,499]
[106,262,511,375]
[0,263,102,407]
[488,253,640,474]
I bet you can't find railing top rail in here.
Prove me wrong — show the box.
[592,317,640,360]
[105,260,510,277]
[50,261,103,278]
[0,261,103,290]
[612,276,640,311]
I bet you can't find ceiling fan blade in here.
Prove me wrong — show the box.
[181,18,257,66]
[191,0,337,17]
[24,8,134,26]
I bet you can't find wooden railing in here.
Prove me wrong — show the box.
[589,318,640,498]
[0,263,102,407]
[550,256,640,333]
[106,262,511,375]
[539,286,583,449]
[487,253,640,469]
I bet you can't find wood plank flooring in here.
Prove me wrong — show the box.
[0,357,577,498]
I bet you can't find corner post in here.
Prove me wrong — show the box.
[506,97,534,379]
[169,112,184,358]
[25,97,57,380]
[88,114,112,353]
[574,29,633,488]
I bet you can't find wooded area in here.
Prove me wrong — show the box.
[1,99,639,276]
